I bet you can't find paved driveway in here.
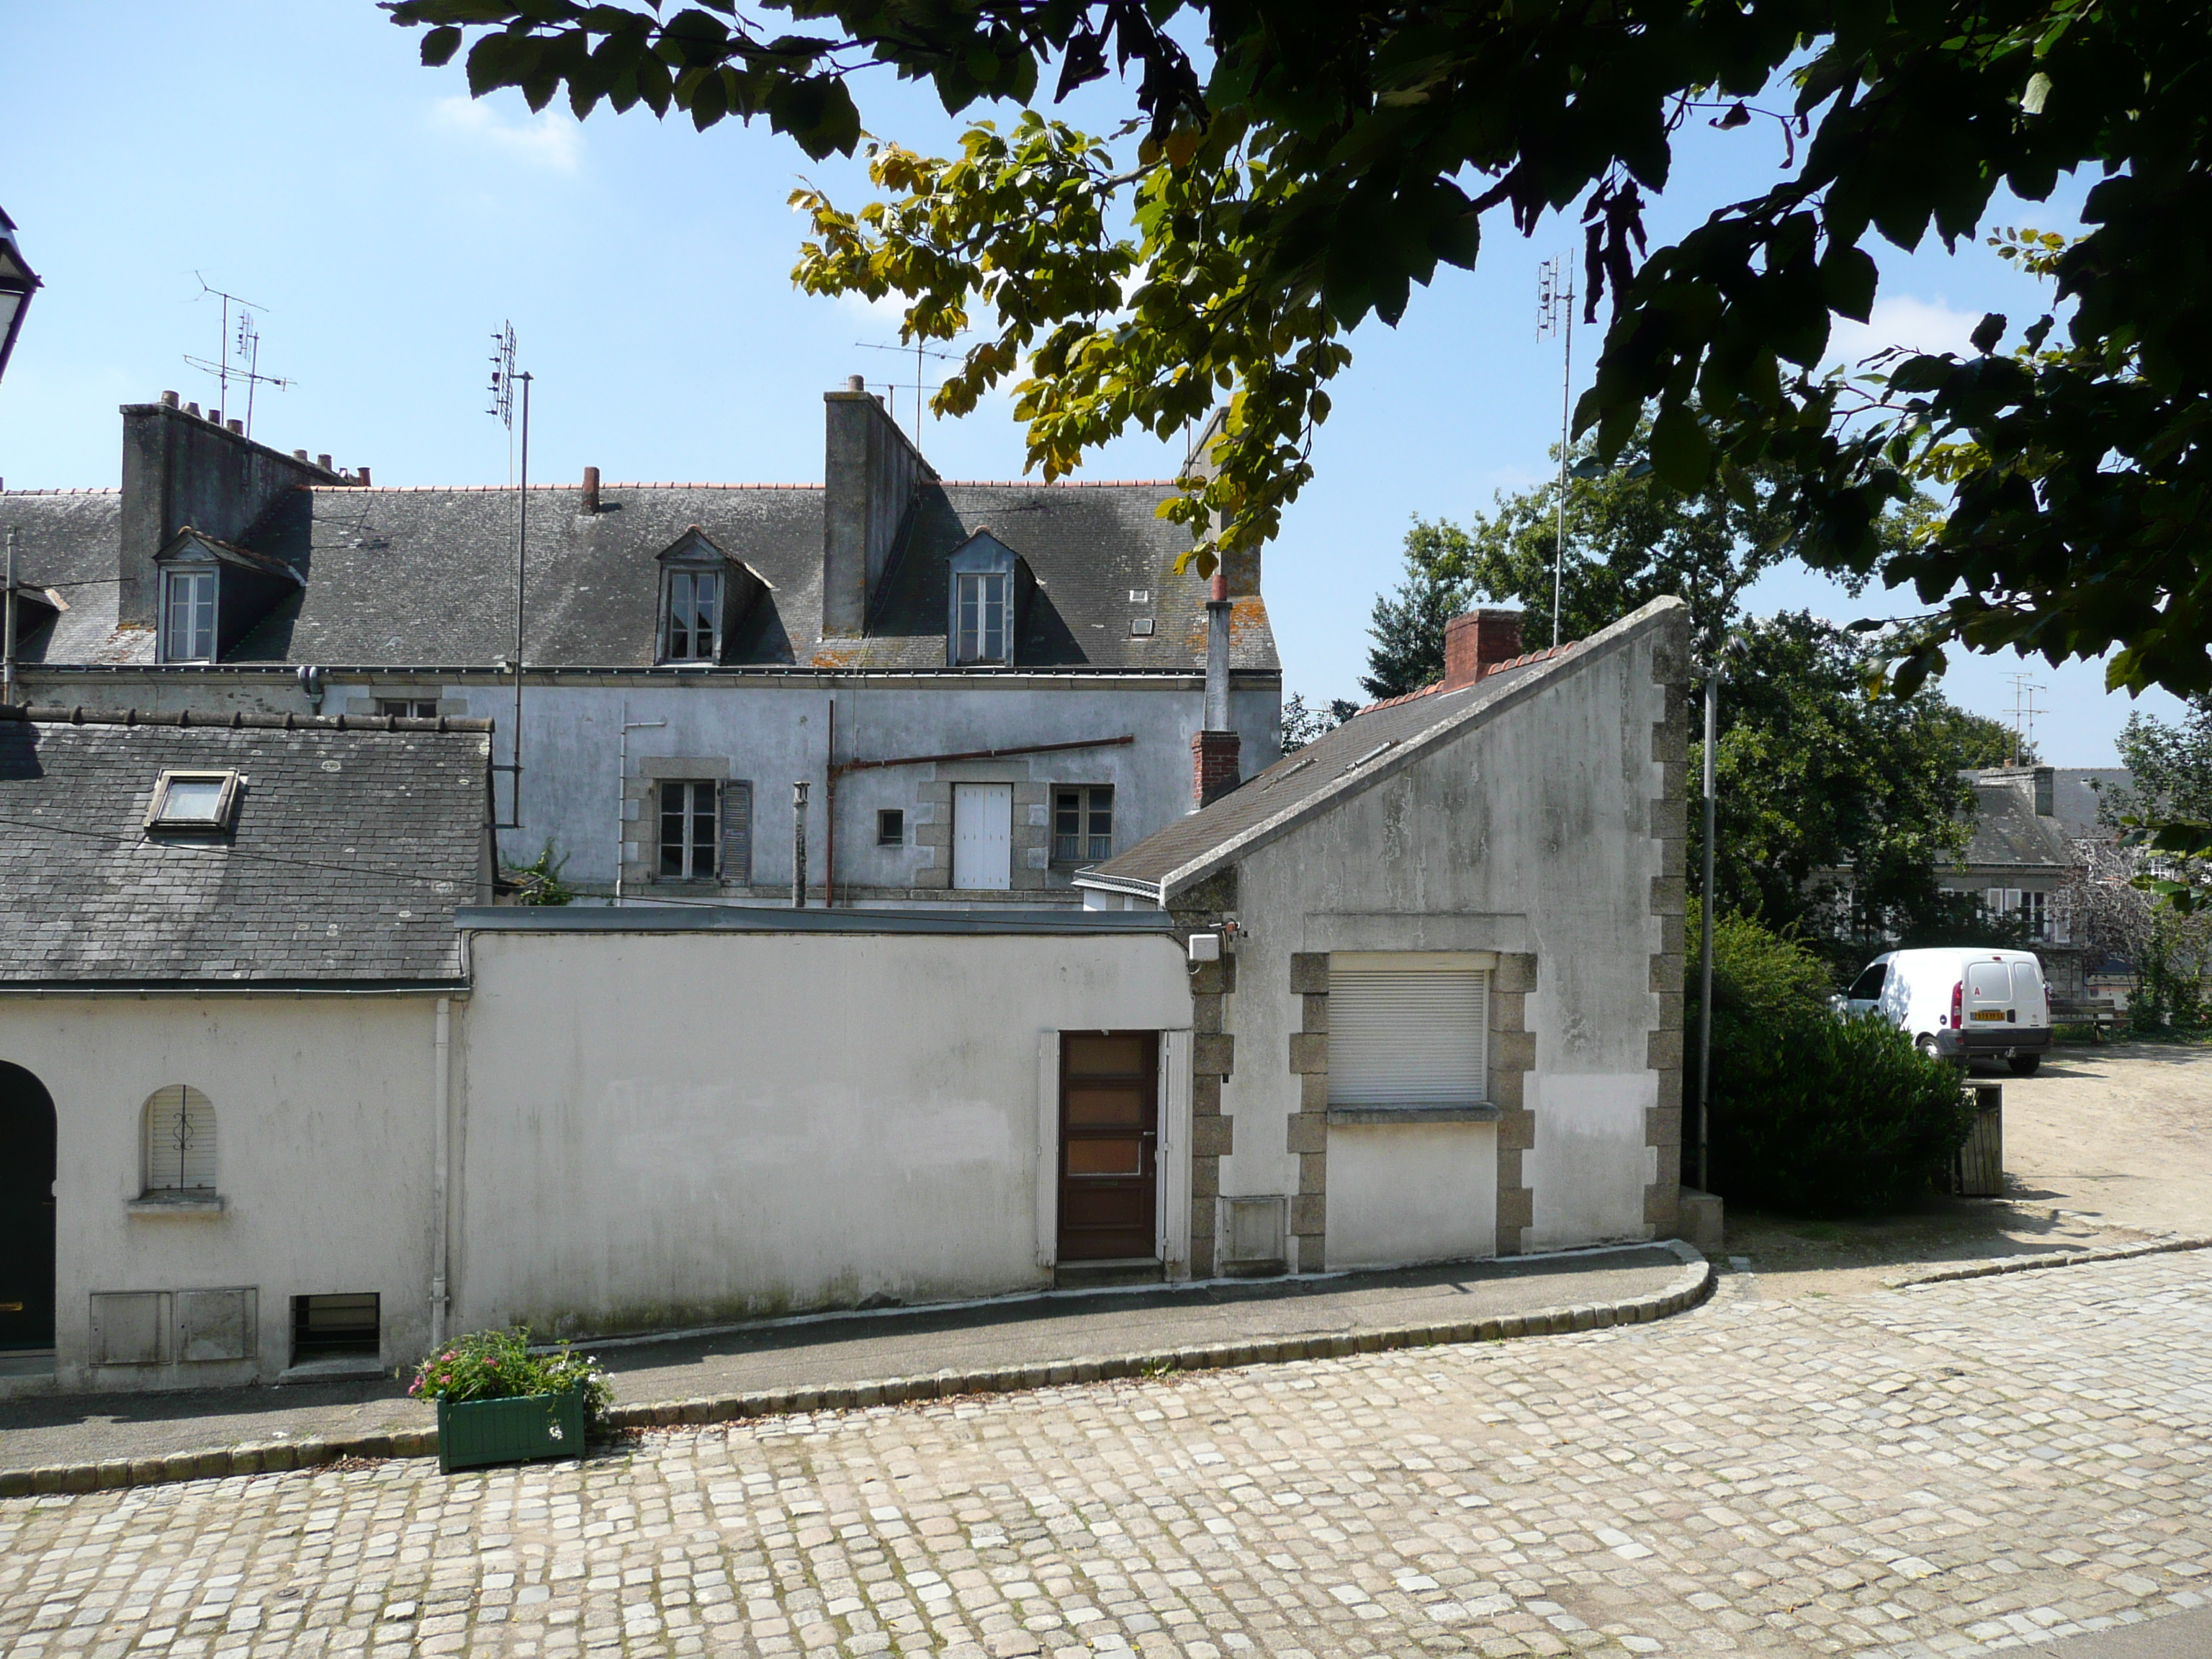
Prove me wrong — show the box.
[4,1246,2206,1658]
[1996,1042,2212,1236]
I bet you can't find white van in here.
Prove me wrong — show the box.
[1840,948,2051,1074]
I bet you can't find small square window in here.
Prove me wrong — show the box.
[878,808,905,847]
[145,770,242,832]
[1129,617,1155,637]
[376,698,440,719]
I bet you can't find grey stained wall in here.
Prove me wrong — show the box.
[1204,606,1687,1269]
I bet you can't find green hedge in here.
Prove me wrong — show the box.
[1687,904,1978,1213]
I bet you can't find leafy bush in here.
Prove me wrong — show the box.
[408,1328,613,1429]
[1688,903,1978,1214]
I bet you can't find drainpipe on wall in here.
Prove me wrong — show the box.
[3,526,18,708]
[429,995,452,1349]
[823,696,836,908]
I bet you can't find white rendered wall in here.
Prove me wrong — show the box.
[1219,619,1673,1263]
[0,997,441,1391]
[451,928,1192,1336]
[1324,1123,1498,1267]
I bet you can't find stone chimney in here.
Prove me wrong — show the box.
[2033,765,2054,816]
[1441,607,1524,691]
[117,397,340,628]
[822,375,934,637]
[1192,571,1241,809]
[1179,408,1262,597]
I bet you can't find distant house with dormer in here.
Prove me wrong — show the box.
[1,379,1280,902]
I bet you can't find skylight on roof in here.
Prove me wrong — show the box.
[145,770,242,832]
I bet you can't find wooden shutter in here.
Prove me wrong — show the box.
[1327,964,1489,1107]
[723,781,752,884]
[144,1085,217,1193]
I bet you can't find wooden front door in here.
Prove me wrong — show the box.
[1057,1032,1159,1262]
[0,1063,57,1351]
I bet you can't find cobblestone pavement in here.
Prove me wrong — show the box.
[4,1251,2208,1659]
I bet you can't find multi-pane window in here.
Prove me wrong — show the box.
[956,572,1010,664]
[143,1084,217,1195]
[376,698,439,719]
[162,570,217,662]
[659,780,719,879]
[1053,785,1114,864]
[664,569,721,662]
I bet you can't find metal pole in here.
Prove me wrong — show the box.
[792,781,810,908]
[1552,292,1571,649]
[510,371,532,832]
[4,526,18,709]
[1696,670,1717,1192]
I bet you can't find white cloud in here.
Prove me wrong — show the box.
[1827,295,1982,368]
[429,96,583,172]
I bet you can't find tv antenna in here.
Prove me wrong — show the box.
[1537,256,1576,649]
[855,338,962,437]
[184,275,292,439]
[487,320,533,830]
[2006,672,2046,765]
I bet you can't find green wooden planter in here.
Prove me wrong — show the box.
[436,1387,586,1474]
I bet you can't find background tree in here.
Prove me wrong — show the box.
[392,0,2212,720]
[1360,519,1471,701]
[1279,693,1359,754]
[2099,695,2212,914]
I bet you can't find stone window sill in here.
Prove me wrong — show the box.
[127,1194,225,1215]
[1325,1103,1501,1125]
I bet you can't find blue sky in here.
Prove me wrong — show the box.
[0,1,2185,763]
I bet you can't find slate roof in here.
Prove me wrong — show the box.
[1960,773,2080,872]
[1080,601,1684,901]
[4,478,1277,674]
[0,709,490,985]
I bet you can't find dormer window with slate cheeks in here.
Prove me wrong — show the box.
[152,529,305,665]
[655,529,765,665]
[145,769,243,833]
[945,529,1035,668]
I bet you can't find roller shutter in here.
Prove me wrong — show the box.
[1327,963,1490,1107]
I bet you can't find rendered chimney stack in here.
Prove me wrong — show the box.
[580,465,600,514]
[1441,607,1524,691]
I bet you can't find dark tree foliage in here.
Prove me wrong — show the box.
[2099,693,2212,911]
[387,0,2212,724]
[1360,519,1471,701]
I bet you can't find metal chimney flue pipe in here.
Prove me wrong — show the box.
[792,780,810,908]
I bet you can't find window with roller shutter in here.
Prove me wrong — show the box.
[1327,958,1490,1109]
[142,1085,217,1195]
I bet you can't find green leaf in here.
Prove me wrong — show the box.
[1649,404,1712,491]
[421,25,464,67]
[1819,246,1879,324]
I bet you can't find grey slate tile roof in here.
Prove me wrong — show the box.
[0,491,146,664]
[1960,774,2080,872]
[1079,598,1686,901]
[6,479,1277,674]
[0,712,489,984]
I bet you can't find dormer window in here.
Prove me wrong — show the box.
[145,769,242,833]
[665,569,721,662]
[956,572,1010,665]
[163,569,217,663]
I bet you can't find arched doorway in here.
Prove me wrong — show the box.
[0,1062,56,1352]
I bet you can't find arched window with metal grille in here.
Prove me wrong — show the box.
[142,1085,217,1195]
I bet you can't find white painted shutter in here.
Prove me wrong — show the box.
[1327,967,1489,1106]
[953,783,1013,890]
[144,1085,217,1192]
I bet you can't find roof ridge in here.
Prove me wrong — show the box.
[304,481,824,494]
[938,479,1177,488]
[0,487,121,497]
[0,703,493,734]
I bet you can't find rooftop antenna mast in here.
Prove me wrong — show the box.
[855,338,962,439]
[184,275,291,438]
[2006,672,2046,766]
[487,321,532,832]
[1537,256,1575,649]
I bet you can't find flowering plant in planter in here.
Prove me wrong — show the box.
[408,1327,614,1429]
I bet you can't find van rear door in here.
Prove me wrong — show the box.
[1965,958,2015,1026]
[2010,961,2046,1026]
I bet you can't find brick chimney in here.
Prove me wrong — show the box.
[1192,571,1241,808]
[1441,608,1524,691]
[822,375,935,637]
[580,464,600,514]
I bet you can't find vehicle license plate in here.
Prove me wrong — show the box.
[1972,1010,2006,1021]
